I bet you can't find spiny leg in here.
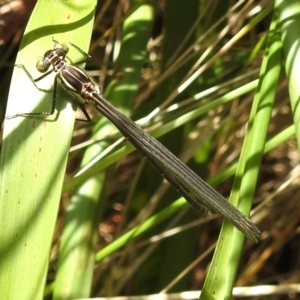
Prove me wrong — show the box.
[68,42,92,65]
[58,79,92,122]
[76,102,92,122]
[14,64,53,86]
[7,65,57,118]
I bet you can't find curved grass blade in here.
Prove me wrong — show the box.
[0,1,96,299]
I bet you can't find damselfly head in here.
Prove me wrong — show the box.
[54,42,69,54]
[36,55,52,73]
[36,42,69,73]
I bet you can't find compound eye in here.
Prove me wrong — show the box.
[36,58,49,73]
[54,42,69,54]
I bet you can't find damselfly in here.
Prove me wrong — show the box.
[9,38,261,242]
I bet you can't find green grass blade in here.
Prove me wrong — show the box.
[278,0,300,150]
[0,1,96,299]
[200,11,283,299]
